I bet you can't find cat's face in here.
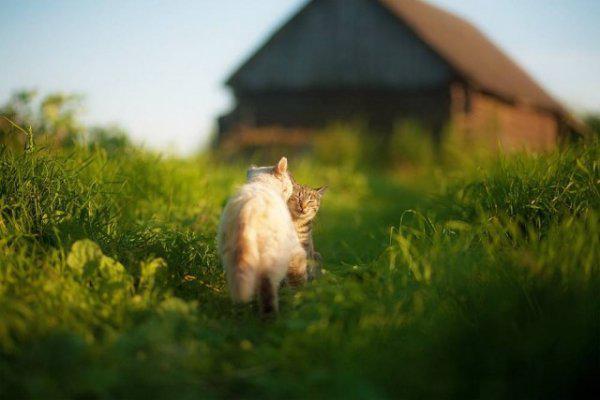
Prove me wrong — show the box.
[246,157,294,200]
[288,183,326,221]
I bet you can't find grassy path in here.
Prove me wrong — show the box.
[1,146,598,399]
[317,174,425,269]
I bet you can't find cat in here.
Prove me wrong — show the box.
[217,157,307,316]
[287,181,326,281]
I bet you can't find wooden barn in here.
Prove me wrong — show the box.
[217,0,579,151]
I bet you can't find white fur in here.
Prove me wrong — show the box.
[217,158,306,308]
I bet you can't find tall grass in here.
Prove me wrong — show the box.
[0,136,598,398]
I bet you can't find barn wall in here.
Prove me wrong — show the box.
[216,87,451,147]
[238,88,450,132]
[451,85,558,151]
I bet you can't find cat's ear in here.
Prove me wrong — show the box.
[316,186,328,197]
[274,157,288,176]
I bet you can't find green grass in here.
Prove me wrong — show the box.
[0,141,598,399]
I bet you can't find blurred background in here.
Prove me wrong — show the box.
[1,0,599,155]
[1,3,599,397]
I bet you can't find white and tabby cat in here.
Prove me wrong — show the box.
[287,182,326,281]
[217,157,307,316]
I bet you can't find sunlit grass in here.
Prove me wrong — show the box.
[0,137,598,398]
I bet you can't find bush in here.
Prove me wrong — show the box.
[1,91,134,152]
[388,120,435,168]
[86,124,132,153]
[313,122,367,168]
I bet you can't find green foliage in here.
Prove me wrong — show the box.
[0,137,598,398]
[0,90,131,151]
[86,124,133,152]
[311,120,500,172]
[584,113,600,137]
[388,120,436,168]
[66,240,134,302]
[39,93,85,145]
[312,122,400,170]
[0,90,85,149]
[313,122,367,168]
[438,143,599,231]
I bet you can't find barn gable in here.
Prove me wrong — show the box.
[227,0,453,92]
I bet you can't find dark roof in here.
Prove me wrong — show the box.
[378,0,563,113]
[227,0,566,115]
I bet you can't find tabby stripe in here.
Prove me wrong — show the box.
[298,220,311,228]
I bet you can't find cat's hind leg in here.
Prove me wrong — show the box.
[228,267,256,303]
[257,273,279,317]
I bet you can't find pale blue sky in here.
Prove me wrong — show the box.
[1,0,599,153]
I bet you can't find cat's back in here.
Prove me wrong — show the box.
[237,181,292,226]
[221,181,293,235]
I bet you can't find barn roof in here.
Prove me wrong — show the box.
[227,0,566,115]
[378,0,563,113]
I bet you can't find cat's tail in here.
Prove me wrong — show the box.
[230,210,259,303]
[257,273,277,317]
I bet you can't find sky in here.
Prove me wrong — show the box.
[1,0,599,154]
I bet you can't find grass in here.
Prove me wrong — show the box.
[0,139,598,399]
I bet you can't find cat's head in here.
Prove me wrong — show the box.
[287,183,326,221]
[246,157,294,200]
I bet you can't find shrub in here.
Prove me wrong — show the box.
[388,120,435,168]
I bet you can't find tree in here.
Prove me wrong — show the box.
[0,90,38,148]
[1,90,84,149]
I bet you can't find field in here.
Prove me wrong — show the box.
[0,137,598,398]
